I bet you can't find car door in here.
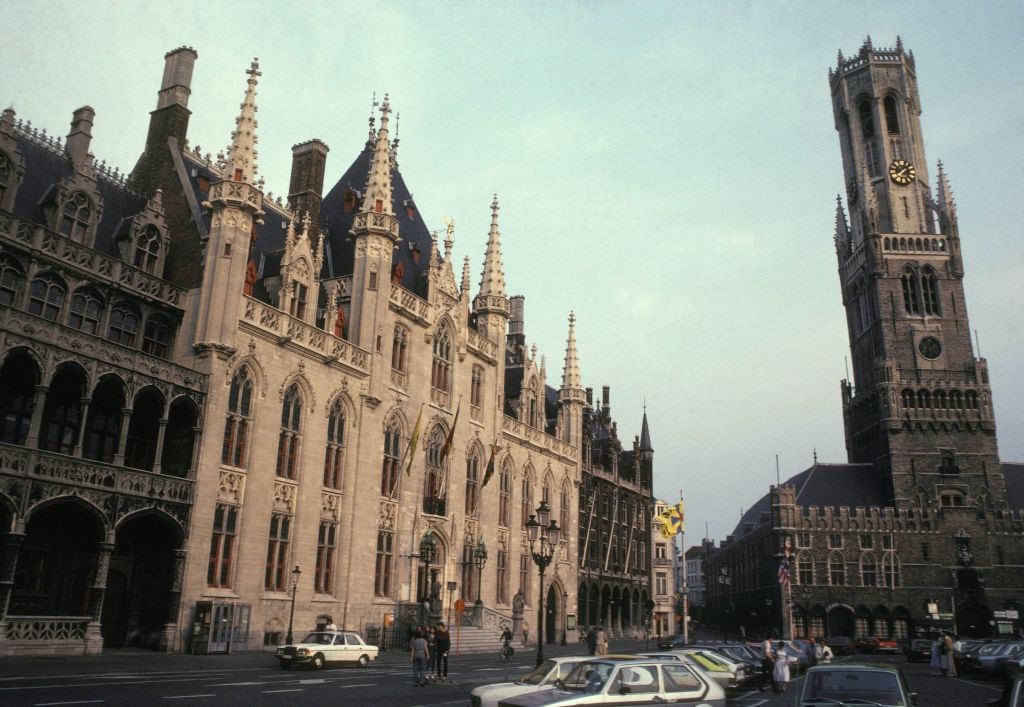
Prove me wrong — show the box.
[660,663,714,703]
[606,664,663,704]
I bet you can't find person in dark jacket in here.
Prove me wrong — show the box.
[434,622,451,679]
[585,626,598,655]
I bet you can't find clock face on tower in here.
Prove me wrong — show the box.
[889,159,916,185]
[918,336,942,360]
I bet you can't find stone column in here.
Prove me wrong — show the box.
[160,549,187,652]
[25,385,48,448]
[85,541,115,654]
[113,408,133,466]
[188,425,203,478]
[152,418,168,474]
[0,526,26,619]
[72,397,92,457]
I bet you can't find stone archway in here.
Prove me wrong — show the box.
[957,603,991,638]
[828,604,855,638]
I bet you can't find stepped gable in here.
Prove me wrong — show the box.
[731,462,883,535]
[10,131,146,256]
[319,144,433,296]
[1003,463,1024,510]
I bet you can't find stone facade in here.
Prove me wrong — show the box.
[704,38,1024,642]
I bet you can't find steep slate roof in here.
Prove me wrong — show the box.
[731,462,882,537]
[1003,463,1024,510]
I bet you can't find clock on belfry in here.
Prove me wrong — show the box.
[888,159,916,185]
[918,336,942,360]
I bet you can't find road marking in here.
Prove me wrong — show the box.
[336,683,374,688]
[2,677,217,692]
[161,696,216,700]
[35,702,106,706]
[740,701,767,707]
[955,678,1001,692]
[261,689,303,694]
[207,681,269,686]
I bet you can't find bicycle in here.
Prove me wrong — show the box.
[499,641,514,661]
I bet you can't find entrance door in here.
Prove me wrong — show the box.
[828,606,855,637]
[546,585,558,644]
[210,602,233,652]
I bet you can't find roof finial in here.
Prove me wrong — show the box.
[460,255,471,296]
[443,214,454,258]
[895,35,904,53]
[476,194,507,304]
[391,111,400,167]
[358,93,395,217]
[561,310,582,392]
[226,58,260,184]
[367,92,377,146]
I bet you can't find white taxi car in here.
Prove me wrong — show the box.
[470,656,588,707]
[276,630,379,669]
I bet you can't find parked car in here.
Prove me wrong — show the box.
[470,656,587,707]
[496,658,726,706]
[657,634,685,650]
[855,636,900,654]
[276,630,378,669]
[978,642,1024,675]
[689,644,760,674]
[797,663,917,706]
[903,638,933,662]
[826,636,854,656]
[673,648,747,691]
[989,673,1024,707]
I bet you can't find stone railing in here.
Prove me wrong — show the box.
[0,210,187,308]
[389,283,430,324]
[241,296,370,372]
[467,329,497,362]
[5,616,91,641]
[502,416,575,462]
[460,603,511,630]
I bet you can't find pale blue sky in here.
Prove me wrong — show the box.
[2,1,1021,545]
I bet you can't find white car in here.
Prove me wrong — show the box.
[276,630,379,669]
[471,656,588,707]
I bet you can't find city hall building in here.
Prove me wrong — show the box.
[705,38,1024,641]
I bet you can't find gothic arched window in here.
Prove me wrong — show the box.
[521,475,533,529]
[276,384,303,479]
[860,552,878,587]
[142,316,172,358]
[391,325,409,373]
[324,399,345,489]
[901,267,920,314]
[59,192,93,240]
[883,95,901,134]
[69,289,103,335]
[881,553,901,588]
[921,267,940,315]
[858,100,875,138]
[28,275,65,321]
[423,425,446,515]
[901,389,915,409]
[107,304,139,347]
[829,552,846,586]
[83,377,125,463]
[381,418,402,497]
[498,462,511,527]
[465,450,480,515]
[431,324,452,395]
[222,366,254,468]
[0,351,38,445]
[133,226,161,273]
[0,257,23,306]
[0,152,10,203]
[40,366,84,454]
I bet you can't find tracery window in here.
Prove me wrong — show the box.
[107,305,139,347]
[858,100,875,138]
[884,95,901,134]
[0,258,23,306]
[133,226,161,273]
[470,366,484,417]
[391,325,409,373]
[521,475,533,528]
[431,324,452,395]
[276,384,302,479]
[59,192,92,240]
[264,512,292,591]
[69,289,103,335]
[324,399,345,489]
[901,267,920,314]
[381,419,402,496]
[829,552,846,586]
[498,463,511,527]
[921,267,940,315]
[142,316,172,358]
[207,503,238,588]
[28,275,65,321]
[423,426,446,515]
[465,451,480,516]
[222,366,254,468]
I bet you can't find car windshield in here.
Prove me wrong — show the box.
[721,647,751,663]
[521,660,557,685]
[562,661,616,692]
[301,632,335,645]
[802,669,906,706]
[688,652,729,671]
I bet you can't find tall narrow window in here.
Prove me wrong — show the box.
[0,353,37,445]
[315,521,338,594]
[521,476,533,528]
[884,95,901,134]
[69,289,103,335]
[498,464,511,527]
[921,268,940,315]
[901,268,920,314]
[470,366,484,418]
[861,553,877,587]
[560,483,569,528]
[324,400,345,489]
[423,426,446,516]
[28,276,65,321]
[265,513,291,591]
[374,528,393,596]
[829,552,846,586]
[107,306,139,347]
[133,226,161,273]
[465,452,480,515]
[381,419,401,497]
[391,325,408,373]
[0,258,23,306]
[59,192,92,240]
[83,378,124,463]
[797,552,814,586]
[519,553,531,605]
[222,367,253,468]
[142,317,172,358]
[276,384,302,479]
[40,367,83,454]
[290,282,308,319]
[496,547,508,605]
[858,100,875,139]
[881,553,901,588]
[207,504,238,588]
[431,325,452,395]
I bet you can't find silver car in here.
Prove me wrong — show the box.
[470,656,587,707]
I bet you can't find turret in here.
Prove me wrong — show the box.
[193,59,265,353]
[474,195,511,340]
[557,311,586,448]
[288,139,329,232]
[638,404,654,487]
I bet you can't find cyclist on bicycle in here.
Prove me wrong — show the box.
[500,625,513,660]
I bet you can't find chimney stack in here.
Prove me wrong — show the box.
[288,139,329,228]
[65,106,95,167]
[157,46,198,110]
[585,387,593,406]
[508,294,526,348]
[602,385,610,416]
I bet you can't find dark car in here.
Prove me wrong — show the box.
[988,673,1024,707]
[798,663,917,706]
[657,634,685,650]
[826,636,854,656]
[904,638,932,662]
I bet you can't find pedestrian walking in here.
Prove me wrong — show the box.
[434,622,450,680]
[596,626,608,655]
[942,632,957,677]
[426,626,437,678]
[930,636,941,674]
[773,641,791,692]
[410,630,429,687]
[585,626,597,655]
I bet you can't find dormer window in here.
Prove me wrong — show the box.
[133,226,161,273]
[59,192,93,241]
[290,282,308,319]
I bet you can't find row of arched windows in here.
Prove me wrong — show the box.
[0,349,198,475]
[901,266,940,316]
[1,260,174,357]
[884,236,946,253]
[794,550,901,588]
[901,387,979,412]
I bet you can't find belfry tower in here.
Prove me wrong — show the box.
[830,38,1001,508]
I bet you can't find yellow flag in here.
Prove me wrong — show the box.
[404,405,424,476]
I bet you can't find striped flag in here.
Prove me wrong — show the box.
[404,404,424,476]
[778,549,791,589]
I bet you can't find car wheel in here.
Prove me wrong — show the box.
[311,653,325,670]
[357,654,369,668]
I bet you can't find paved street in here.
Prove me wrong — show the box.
[0,641,1006,706]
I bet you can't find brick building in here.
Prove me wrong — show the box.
[705,38,1024,641]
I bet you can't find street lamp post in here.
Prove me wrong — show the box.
[419,529,438,623]
[285,565,301,645]
[526,500,560,668]
[473,537,488,626]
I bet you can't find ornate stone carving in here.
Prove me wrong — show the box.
[273,481,296,514]
[218,470,246,505]
[322,491,342,521]
[379,499,397,531]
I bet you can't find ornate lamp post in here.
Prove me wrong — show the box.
[419,529,438,620]
[526,500,560,667]
[285,565,301,645]
[473,537,488,625]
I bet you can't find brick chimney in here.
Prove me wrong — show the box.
[287,139,329,227]
[65,106,95,167]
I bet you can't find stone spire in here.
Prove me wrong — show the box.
[475,194,508,307]
[639,403,653,452]
[936,160,958,229]
[227,58,260,184]
[359,94,394,216]
[834,194,850,245]
[561,311,582,392]
[460,255,471,297]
